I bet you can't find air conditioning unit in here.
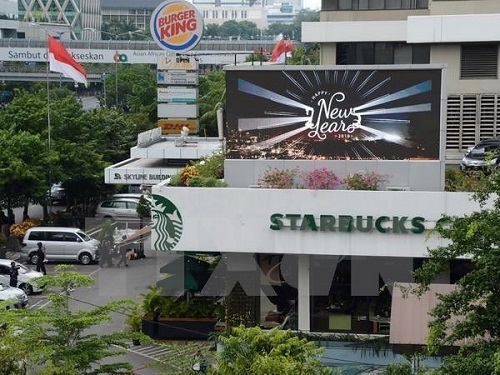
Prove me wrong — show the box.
[386,186,410,191]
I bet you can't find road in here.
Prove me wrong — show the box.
[26,244,198,375]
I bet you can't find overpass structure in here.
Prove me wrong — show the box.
[0,38,280,82]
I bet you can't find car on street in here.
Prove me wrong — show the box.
[95,194,152,222]
[0,259,44,295]
[0,283,28,309]
[460,137,500,171]
[21,227,100,265]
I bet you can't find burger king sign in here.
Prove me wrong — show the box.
[151,0,204,53]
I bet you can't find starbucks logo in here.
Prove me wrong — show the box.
[151,194,183,251]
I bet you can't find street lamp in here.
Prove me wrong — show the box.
[84,28,145,108]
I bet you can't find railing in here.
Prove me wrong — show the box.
[0,38,287,52]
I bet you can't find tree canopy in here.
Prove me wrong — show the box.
[413,171,500,374]
[213,326,332,375]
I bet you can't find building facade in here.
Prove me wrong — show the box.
[302,0,500,164]
[17,0,101,40]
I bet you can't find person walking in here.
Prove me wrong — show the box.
[9,261,19,287]
[116,244,129,268]
[35,242,47,275]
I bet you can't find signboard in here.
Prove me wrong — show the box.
[157,70,198,85]
[158,87,198,103]
[0,47,249,65]
[158,55,198,70]
[225,68,443,160]
[158,119,199,134]
[150,0,204,53]
[158,103,198,118]
[105,167,181,184]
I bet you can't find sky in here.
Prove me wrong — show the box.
[303,0,321,10]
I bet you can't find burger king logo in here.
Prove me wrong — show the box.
[150,0,204,53]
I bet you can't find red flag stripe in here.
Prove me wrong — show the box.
[48,35,87,83]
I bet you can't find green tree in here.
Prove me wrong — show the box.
[198,70,226,137]
[0,129,52,210]
[212,326,332,375]
[205,24,221,38]
[219,20,241,39]
[413,171,500,374]
[0,265,147,374]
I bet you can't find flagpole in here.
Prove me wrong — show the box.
[46,36,51,152]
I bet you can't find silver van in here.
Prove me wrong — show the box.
[21,227,100,265]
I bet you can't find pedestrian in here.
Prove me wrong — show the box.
[7,208,15,227]
[116,244,129,268]
[0,210,8,237]
[9,261,19,287]
[35,242,47,275]
[99,237,114,267]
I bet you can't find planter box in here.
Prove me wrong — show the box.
[142,317,217,340]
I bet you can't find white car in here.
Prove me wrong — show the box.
[0,283,28,309]
[0,259,44,295]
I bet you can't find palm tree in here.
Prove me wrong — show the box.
[198,71,226,137]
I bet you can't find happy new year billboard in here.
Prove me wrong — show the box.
[225,67,443,160]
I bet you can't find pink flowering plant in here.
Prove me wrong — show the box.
[258,167,299,189]
[300,168,342,190]
[343,170,388,191]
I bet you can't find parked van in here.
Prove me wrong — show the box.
[21,227,100,265]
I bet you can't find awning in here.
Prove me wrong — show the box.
[157,255,211,294]
[117,224,152,245]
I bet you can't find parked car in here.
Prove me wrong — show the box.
[0,283,28,309]
[0,259,43,295]
[47,183,66,205]
[95,195,152,221]
[21,227,100,265]
[460,138,500,171]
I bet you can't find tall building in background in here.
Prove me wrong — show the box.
[17,0,101,40]
[0,0,18,38]
[302,0,500,165]
[101,0,161,31]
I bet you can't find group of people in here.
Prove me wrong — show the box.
[9,242,46,288]
[99,235,129,268]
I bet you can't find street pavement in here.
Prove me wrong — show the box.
[26,245,199,375]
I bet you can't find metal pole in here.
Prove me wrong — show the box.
[115,59,118,108]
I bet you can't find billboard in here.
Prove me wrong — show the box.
[158,103,198,118]
[150,0,204,53]
[158,87,198,103]
[225,68,443,160]
[158,119,199,134]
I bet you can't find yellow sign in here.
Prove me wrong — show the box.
[158,119,199,134]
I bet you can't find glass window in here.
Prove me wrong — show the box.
[374,42,394,64]
[416,0,428,9]
[48,232,66,241]
[394,43,412,64]
[112,201,127,209]
[386,0,402,9]
[339,0,353,9]
[412,44,430,64]
[28,231,44,241]
[369,0,384,9]
[358,0,369,9]
[0,265,9,275]
[64,233,78,242]
[127,202,138,210]
[357,43,375,64]
[100,201,113,208]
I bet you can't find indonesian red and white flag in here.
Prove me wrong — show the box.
[270,35,294,64]
[48,35,87,84]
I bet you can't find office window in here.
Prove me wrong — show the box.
[461,44,498,79]
[374,42,393,64]
[412,44,430,64]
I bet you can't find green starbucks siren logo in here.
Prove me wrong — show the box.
[152,194,183,251]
